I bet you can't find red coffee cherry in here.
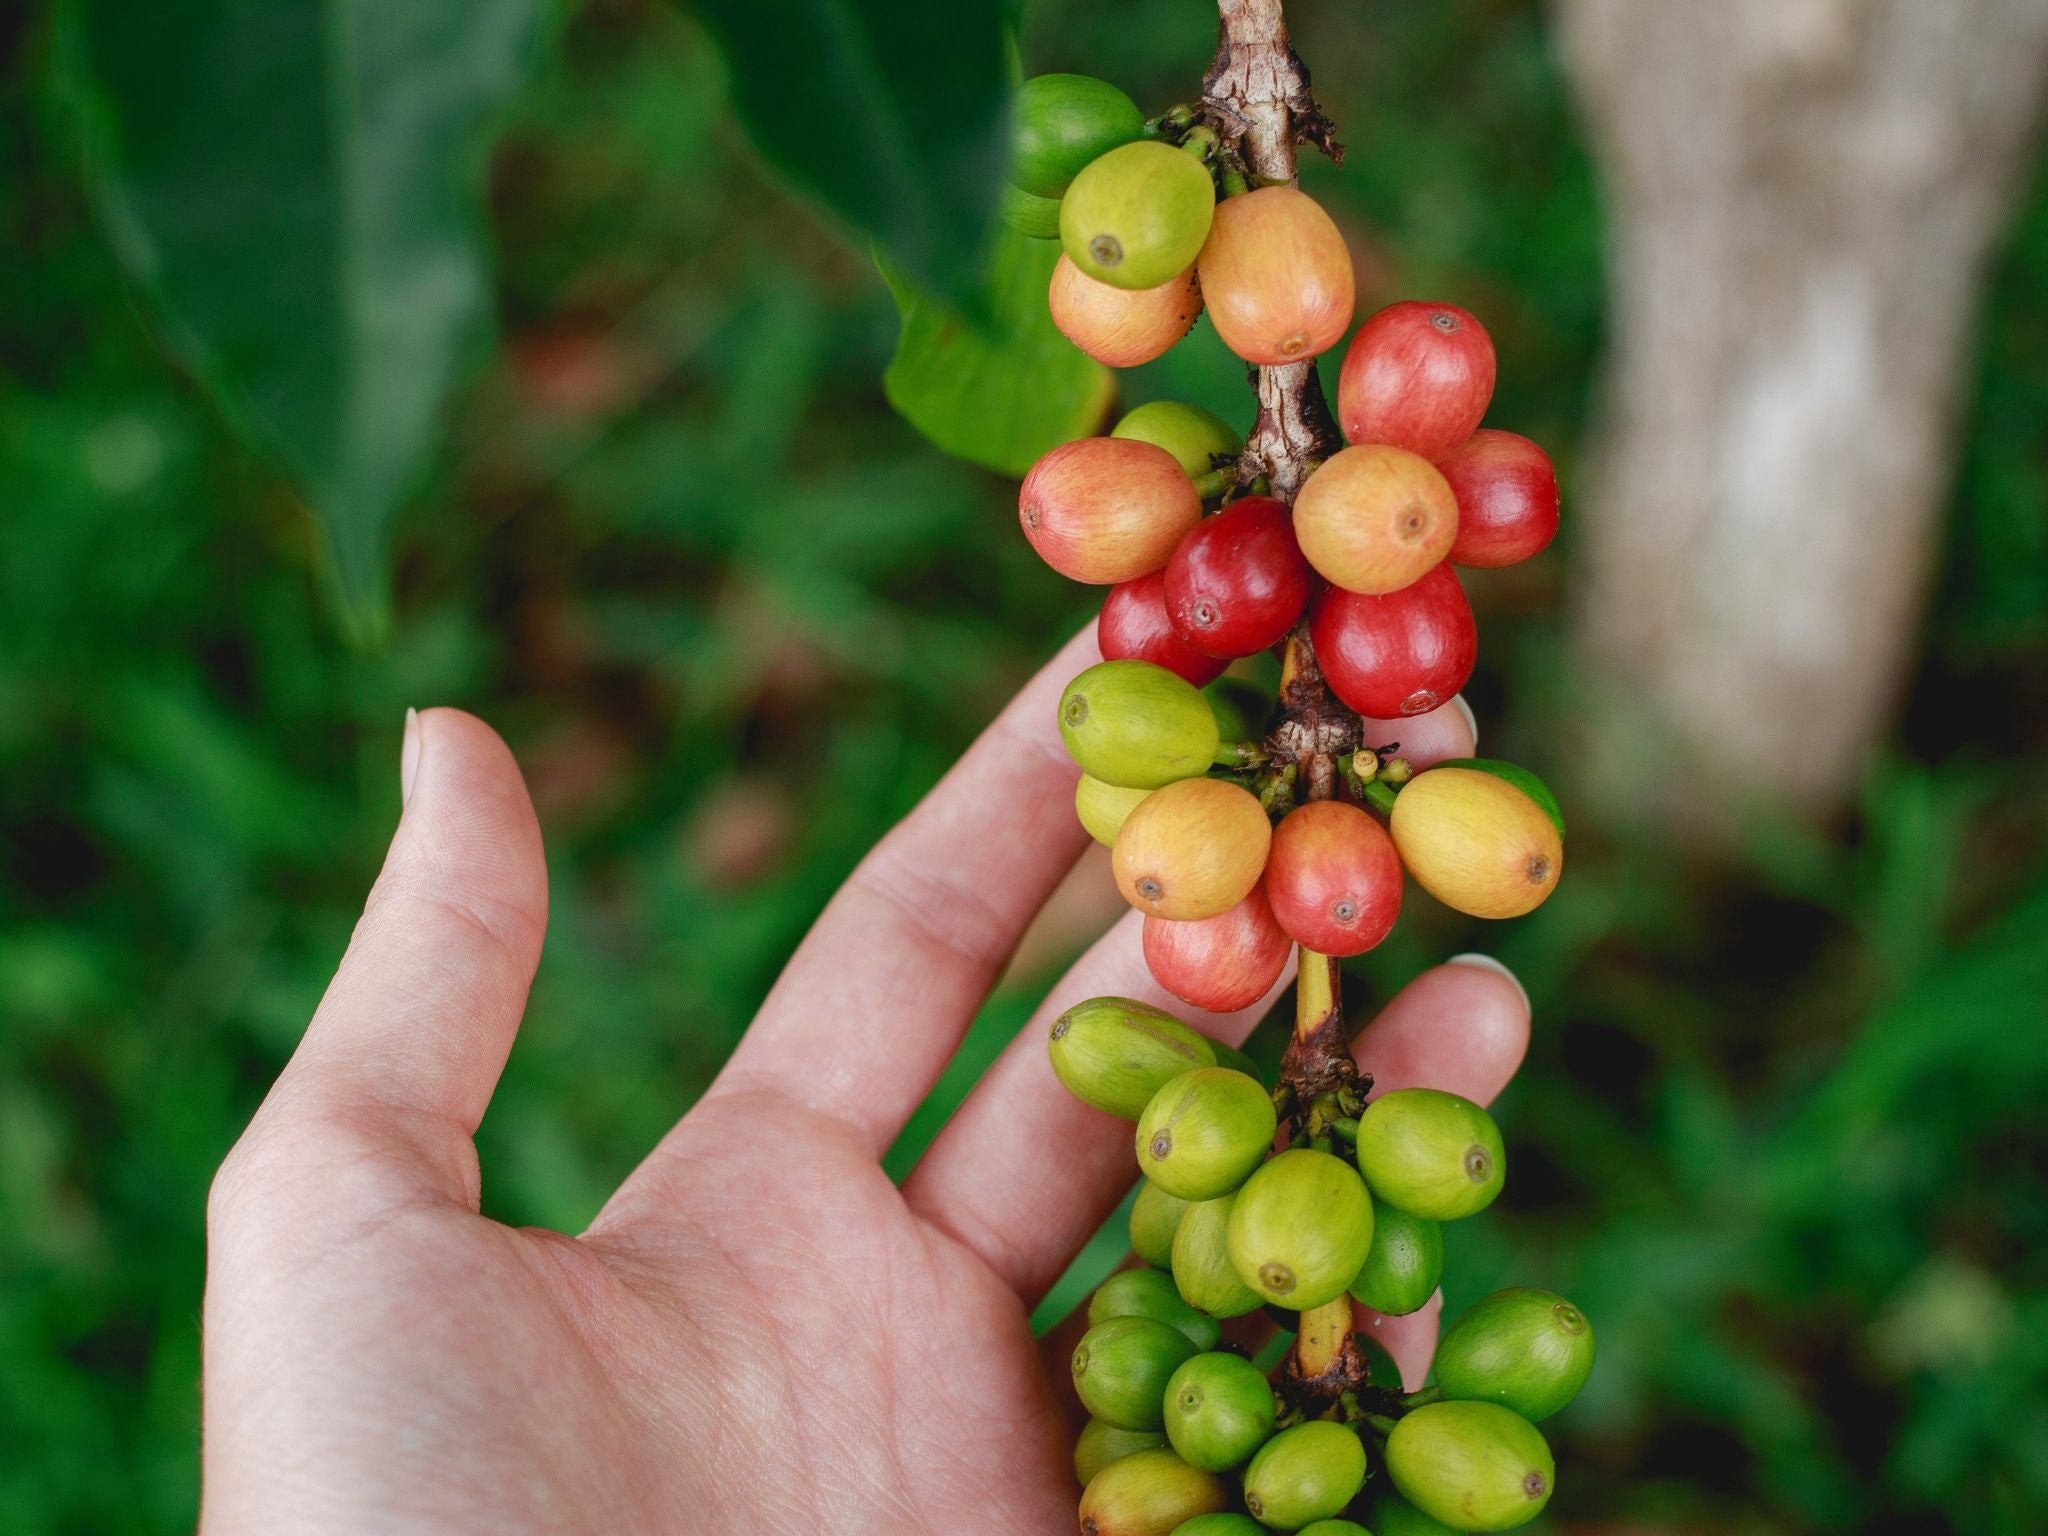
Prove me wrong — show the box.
[1337,300,1496,461]
[1440,429,1559,568]
[1264,800,1403,956]
[1142,882,1292,1013]
[1020,437,1202,583]
[1100,571,1229,687]
[1309,562,1477,719]
[1164,496,1314,658]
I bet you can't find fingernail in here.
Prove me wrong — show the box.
[401,708,422,807]
[1451,693,1478,752]
[1447,951,1528,1014]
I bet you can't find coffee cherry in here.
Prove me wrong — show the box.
[1383,1402,1553,1532]
[1164,496,1313,658]
[1388,767,1562,919]
[1161,1351,1277,1470]
[1429,758,1565,839]
[1049,996,1220,1119]
[1142,882,1291,1013]
[1263,801,1402,957]
[1363,1486,1464,1536]
[1023,439,1204,584]
[1076,1419,1170,1487]
[1090,1268,1225,1353]
[1354,1087,1505,1221]
[1297,1522,1374,1536]
[1073,1315,1203,1430]
[1170,1191,1265,1318]
[1309,564,1477,719]
[1208,1038,1262,1084]
[1078,1446,1230,1536]
[1440,430,1558,568]
[1009,74,1145,199]
[1195,185,1355,364]
[999,181,1064,239]
[1100,573,1230,688]
[1077,775,1156,847]
[1059,660,1219,789]
[1434,1288,1595,1422]
[1242,1421,1369,1529]
[1051,256,1204,367]
[1113,778,1272,920]
[1348,1202,1443,1317]
[1169,1516,1266,1536]
[1131,1180,1193,1269]
[1337,300,1496,461]
[1135,1067,1277,1199]
[1112,401,1242,481]
[1293,445,1459,595]
[1061,141,1217,290]
[1225,1147,1374,1308]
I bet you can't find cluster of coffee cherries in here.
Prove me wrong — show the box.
[1050,998,1594,1534]
[1006,73,1587,1535]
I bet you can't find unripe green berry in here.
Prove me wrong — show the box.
[1131,1180,1191,1269]
[1384,1402,1554,1532]
[1349,1203,1444,1316]
[1051,996,1219,1120]
[1297,1523,1375,1536]
[1009,74,1144,199]
[1079,1447,1229,1536]
[1355,1087,1506,1221]
[1161,1351,1276,1470]
[1113,401,1242,480]
[1060,660,1220,789]
[1073,1316,1202,1431]
[1242,1420,1369,1529]
[998,180,1063,239]
[1077,775,1155,846]
[1170,1192,1263,1319]
[1061,141,1217,290]
[1075,1419,1169,1487]
[1433,1288,1595,1422]
[1363,1487,1462,1536]
[1226,1148,1374,1309]
[1136,1068,1277,1200]
[1207,1038,1262,1085]
[1090,1267,1223,1352]
[1170,1517,1266,1536]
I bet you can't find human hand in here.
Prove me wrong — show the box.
[199,630,1529,1534]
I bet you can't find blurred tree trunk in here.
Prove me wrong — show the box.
[1553,0,2048,817]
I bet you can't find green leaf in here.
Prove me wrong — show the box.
[691,0,1010,303]
[62,0,545,637]
[880,228,1114,477]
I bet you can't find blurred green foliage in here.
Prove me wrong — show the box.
[2,1,2043,1533]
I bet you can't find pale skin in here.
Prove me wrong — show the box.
[199,628,1527,1535]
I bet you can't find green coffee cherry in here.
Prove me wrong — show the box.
[1061,660,1220,789]
[1433,1288,1595,1422]
[1363,1487,1462,1536]
[1297,1523,1375,1536]
[1052,997,1220,1119]
[1357,1330,1402,1390]
[1090,1268,1223,1352]
[998,180,1064,239]
[1136,1068,1277,1199]
[1073,1316,1203,1431]
[1075,1419,1169,1487]
[1242,1421,1369,1529]
[1061,141,1216,290]
[1204,678,1270,744]
[1225,1148,1374,1309]
[1161,1351,1276,1471]
[1355,1088,1506,1221]
[1433,757,1566,839]
[1169,1516,1267,1536]
[1078,1447,1229,1536]
[1384,1402,1554,1533]
[1009,73,1144,199]
[1171,1193,1263,1318]
[1112,401,1242,480]
[1349,1204,1444,1317]
[1207,1038,1262,1085]
[1131,1181,1191,1269]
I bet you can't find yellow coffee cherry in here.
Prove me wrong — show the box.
[1389,767,1563,919]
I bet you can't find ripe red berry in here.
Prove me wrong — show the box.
[1264,801,1403,956]
[1309,562,1477,718]
[1100,572,1229,687]
[1337,301,1496,461]
[1143,882,1292,1013]
[1049,255,1203,368]
[1164,496,1314,658]
[1440,429,1559,568]
[1020,438,1202,583]
[1195,186,1355,366]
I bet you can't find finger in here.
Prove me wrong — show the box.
[1355,693,1477,771]
[699,626,1099,1153]
[902,909,1293,1305]
[243,708,549,1204]
[1357,1292,1444,1392]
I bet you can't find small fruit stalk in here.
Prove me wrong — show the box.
[1000,1,1584,1530]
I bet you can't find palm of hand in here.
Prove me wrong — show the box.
[201,643,1526,1535]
